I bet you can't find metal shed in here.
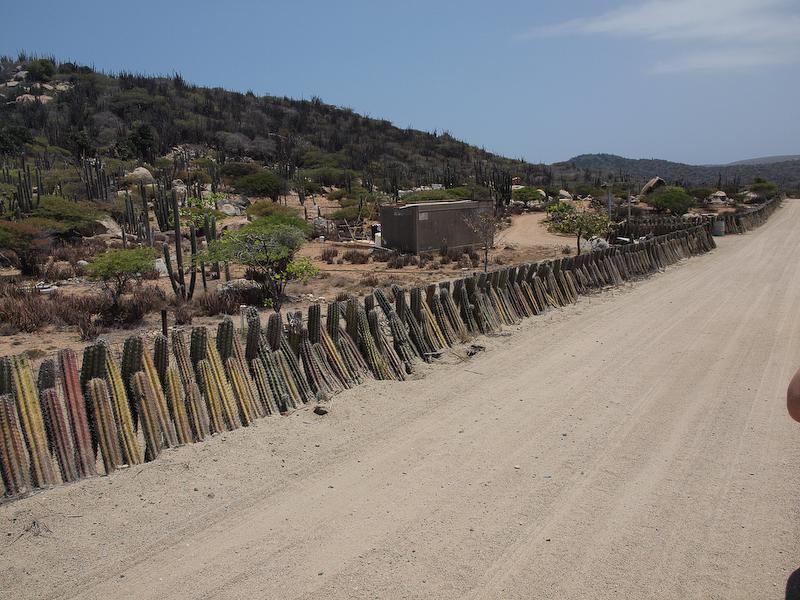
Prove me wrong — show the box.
[379,200,493,254]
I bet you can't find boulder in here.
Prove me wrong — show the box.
[153,258,169,277]
[640,176,666,196]
[558,189,573,200]
[219,203,241,216]
[95,217,123,238]
[126,166,155,184]
[13,70,28,81]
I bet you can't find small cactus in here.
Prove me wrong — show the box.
[130,371,163,461]
[58,349,96,478]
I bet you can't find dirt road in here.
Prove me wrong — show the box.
[2,202,799,600]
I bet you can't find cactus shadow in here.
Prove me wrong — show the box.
[787,567,800,600]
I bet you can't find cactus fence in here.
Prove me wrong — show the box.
[0,214,774,500]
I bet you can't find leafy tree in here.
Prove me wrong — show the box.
[648,186,695,215]
[463,211,501,272]
[235,171,285,201]
[203,215,315,310]
[749,179,778,199]
[87,247,156,310]
[688,187,715,201]
[0,221,52,275]
[0,125,32,155]
[220,162,261,180]
[512,187,545,203]
[25,59,55,82]
[549,209,613,255]
[180,193,224,228]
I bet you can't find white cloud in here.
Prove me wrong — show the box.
[516,0,800,73]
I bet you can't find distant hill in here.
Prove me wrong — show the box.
[566,153,800,191]
[0,55,797,197]
[726,155,800,166]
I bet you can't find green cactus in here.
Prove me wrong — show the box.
[196,359,225,433]
[190,327,209,367]
[245,311,261,363]
[251,358,280,415]
[266,312,283,351]
[0,393,31,497]
[58,349,96,478]
[204,336,241,430]
[308,304,321,344]
[37,359,56,392]
[103,347,142,466]
[129,371,163,461]
[326,301,340,344]
[164,366,193,445]
[86,378,123,474]
[39,387,79,483]
[153,334,169,391]
[142,348,178,448]
[10,354,56,487]
[216,317,235,362]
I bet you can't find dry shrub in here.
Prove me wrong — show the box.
[342,249,369,264]
[193,290,240,316]
[372,250,392,262]
[457,255,472,269]
[387,254,412,269]
[118,285,167,324]
[40,261,75,282]
[173,301,194,325]
[320,247,339,264]
[361,273,380,288]
[0,286,52,333]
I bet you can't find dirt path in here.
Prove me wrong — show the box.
[2,202,799,600]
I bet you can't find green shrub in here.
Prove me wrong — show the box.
[220,162,261,180]
[246,201,302,220]
[648,186,695,215]
[512,187,545,203]
[234,171,285,201]
[88,247,157,308]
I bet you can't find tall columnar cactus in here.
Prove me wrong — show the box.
[0,356,11,396]
[58,349,96,478]
[345,297,359,345]
[196,359,225,433]
[251,358,280,415]
[142,349,179,448]
[225,357,255,425]
[10,354,56,487]
[275,351,303,409]
[308,304,322,345]
[356,306,393,380]
[204,337,242,430]
[245,311,261,363]
[319,327,354,387]
[326,301,340,344]
[153,334,170,391]
[266,312,283,351]
[86,378,123,474]
[0,393,31,497]
[130,371,163,461]
[103,348,142,466]
[368,308,405,380]
[280,338,315,403]
[231,332,263,419]
[164,366,193,445]
[120,336,144,425]
[171,329,195,389]
[287,311,303,357]
[190,327,209,367]
[37,359,56,392]
[39,388,79,483]
[255,351,292,413]
[216,317,235,362]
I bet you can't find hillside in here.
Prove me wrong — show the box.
[0,55,797,198]
[565,153,800,191]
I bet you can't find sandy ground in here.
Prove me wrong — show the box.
[2,202,799,599]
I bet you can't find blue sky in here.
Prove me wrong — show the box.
[1,0,798,165]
